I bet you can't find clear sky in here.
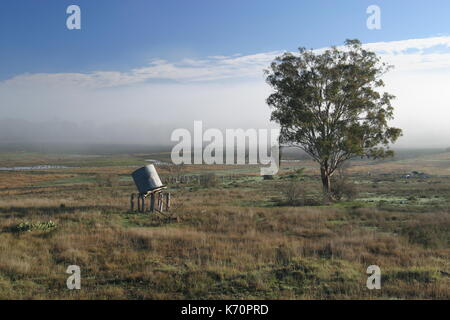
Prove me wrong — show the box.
[1,0,449,79]
[0,1,449,147]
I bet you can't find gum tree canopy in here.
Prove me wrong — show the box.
[265,39,402,196]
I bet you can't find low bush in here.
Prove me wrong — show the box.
[16,220,57,232]
[199,173,218,188]
[282,181,306,205]
[331,178,359,201]
[95,173,119,187]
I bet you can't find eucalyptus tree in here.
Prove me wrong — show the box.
[266,39,402,197]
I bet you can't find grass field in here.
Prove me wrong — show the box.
[0,149,448,299]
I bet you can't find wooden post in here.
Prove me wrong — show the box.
[130,193,135,212]
[137,194,141,212]
[158,192,163,212]
[165,193,171,211]
[155,192,160,211]
[150,193,155,212]
[141,194,145,212]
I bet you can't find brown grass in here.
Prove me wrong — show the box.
[0,156,449,299]
[0,172,77,189]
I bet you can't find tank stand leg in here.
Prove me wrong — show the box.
[141,194,146,212]
[138,194,147,213]
[165,193,171,211]
[150,193,155,213]
[130,193,135,212]
[133,192,169,213]
[158,192,163,212]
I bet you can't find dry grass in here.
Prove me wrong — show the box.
[0,152,449,299]
[0,172,77,189]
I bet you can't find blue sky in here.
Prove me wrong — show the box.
[1,0,450,80]
[1,1,450,147]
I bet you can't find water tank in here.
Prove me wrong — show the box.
[132,165,164,194]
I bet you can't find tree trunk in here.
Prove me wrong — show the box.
[320,167,332,195]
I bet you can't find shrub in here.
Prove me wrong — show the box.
[331,178,359,201]
[199,173,218,188]
[16,220,57,232]
[399,220,449,248]
[275,244,294,266]
[95,173,119,187]
[282,181,306,205]
[284,167,305,179]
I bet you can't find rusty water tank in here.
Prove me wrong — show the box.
[132,164,164,194]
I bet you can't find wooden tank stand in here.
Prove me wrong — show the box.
[130,190,170,213]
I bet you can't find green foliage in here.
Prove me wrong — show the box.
[265,39,402,194]
[16,220,57,232]
[283,167,305,179]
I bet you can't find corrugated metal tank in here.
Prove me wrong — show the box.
[132,164,164,194]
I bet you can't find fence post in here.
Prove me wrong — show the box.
[157,192,163,212]
[137,194,141,212]
[165,193,171,211]
[150,193,155,212]
[130,193,135,212]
